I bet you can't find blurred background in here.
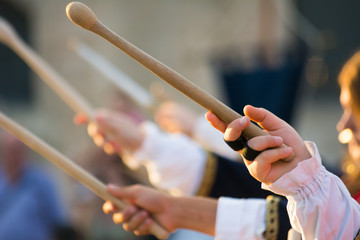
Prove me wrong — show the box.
[0,0,358,239]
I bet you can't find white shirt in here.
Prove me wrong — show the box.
[215,197,267,240]
[124,118,239,196]
[126,121,207,196]
[215,141,360,240]
[263,141,360,240]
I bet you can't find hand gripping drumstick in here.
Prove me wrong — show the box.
[0,17,104,147]
[0,17,94,119]
[0,111,169,240]
[0,17,128,157]
[66,2,293,162]
[0,17,168,238]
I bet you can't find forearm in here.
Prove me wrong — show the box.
[169,196,217,236]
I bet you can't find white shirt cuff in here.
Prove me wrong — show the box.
[215,197,266,240]
[262,141,323,197]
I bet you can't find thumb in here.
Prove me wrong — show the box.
[243,105,286,131]
[95,110,126,136]
[205,112,227,133]
[107,184,136,202]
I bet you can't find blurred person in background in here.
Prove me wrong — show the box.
[71,92,158,240]
[337,50,360,203]
[0,130,81,240]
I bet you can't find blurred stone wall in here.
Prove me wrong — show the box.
[1,0,295,155]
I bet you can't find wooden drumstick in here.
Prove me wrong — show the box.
[68,39,155,111]
[66,2,293,161]
[0,17,93,119]
[0,111,169,240]
[0,18,168,237]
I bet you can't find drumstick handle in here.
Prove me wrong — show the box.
[66,2,264,138]
[69,40,155,111]
[3,24,93,119]
[66,2,292,156]
[91,22,265,138]
[0,111,169,239]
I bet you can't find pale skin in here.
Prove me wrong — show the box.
[74,109,144,154]
[206,105,311,184]
[337,87,360,161]
[101,105,312,236]
[103,184,217,236]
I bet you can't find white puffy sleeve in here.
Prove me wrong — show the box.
[124,121,207,196]
[263,141,360,240]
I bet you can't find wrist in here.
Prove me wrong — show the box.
[166,195,183,230]
[130,129,145,152]
[168,196,217,235]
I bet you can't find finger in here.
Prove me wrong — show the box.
[243,105,287,131]
[205,112,227,133]
[112,205,138,224]
[134,218,153,236]
[224,117,250,141]
[94,122,120,150]
[103,139,125,155]
[103,140,117,155]
[93,133,105,147]
[107,184,138,201]
[87,121,98,137]
[93,110,120,134]
[247,136,283,151]
[122,210,149,232]
[95,111,133,140]
[253,147,293,165]
[103,201,118,214]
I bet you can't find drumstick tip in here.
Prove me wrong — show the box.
[0,16,18,46]
[66,1,97,30]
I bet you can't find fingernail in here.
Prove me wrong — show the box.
[107,184,117,191]
[239,116,248,125]
[274,136,283,144]
[284,147,293,154]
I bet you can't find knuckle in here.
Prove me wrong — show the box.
[122,223,130,231]
[132,184,143,193]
